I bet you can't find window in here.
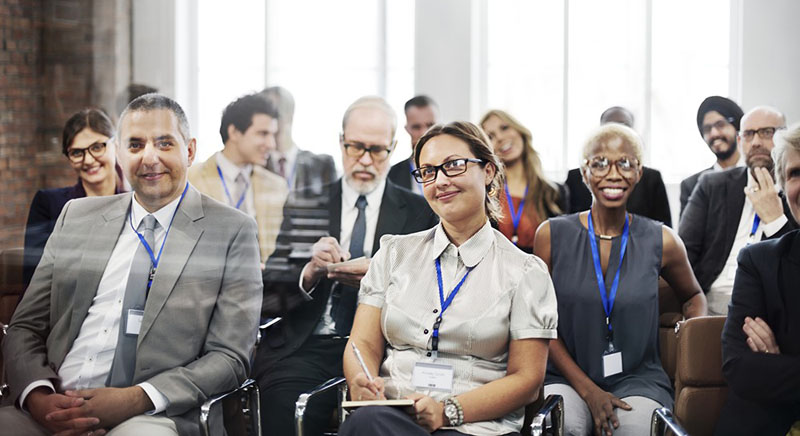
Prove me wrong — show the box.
[265,0,415,168]
[486,0,732,183]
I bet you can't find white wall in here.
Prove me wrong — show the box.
[737,0,800,123]
[414,0,484,122]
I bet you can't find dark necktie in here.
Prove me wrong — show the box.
[107,214,156,387]
[332,195,367,335]
[278,157,287,179]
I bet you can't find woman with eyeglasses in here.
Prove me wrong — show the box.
[533,124,707,436]
[480,110,568,253]
[23,108,125,287]
[340,121,557,436]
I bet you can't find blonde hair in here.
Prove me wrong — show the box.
[415,121,505,223]
[773,122,800,190]
[479,109,563,218]
[581,123,644,162]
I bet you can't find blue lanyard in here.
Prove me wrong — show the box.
[216,165,249,210]
[749,214,761,238]
[431,257,473,358]
[408,160,423,195]
[504,183,529,243]
[128,183,189,294]
[587,211,629,343]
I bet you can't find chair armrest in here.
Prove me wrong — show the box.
[530,394,563,436]
[0,322,7,401]
[256,317,283,346]
[200,378,260,436]
[650,407,688,436]
[295,376,347,436]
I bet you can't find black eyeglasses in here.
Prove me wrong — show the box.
[739,126,785,141]
[701,117,735,136]
[67,142,107,163]
[584,155,640,177]
[342,140,394,162]
[412,158,484,184]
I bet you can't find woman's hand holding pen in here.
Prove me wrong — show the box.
[350,372,386,401]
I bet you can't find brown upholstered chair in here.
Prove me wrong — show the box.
[658,278,682,382]
[672,316,728,436]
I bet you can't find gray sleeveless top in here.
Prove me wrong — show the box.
[545,213,673,408]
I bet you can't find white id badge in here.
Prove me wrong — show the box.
[125,309,144,336]
[603,351,623,377]
[412,361,454,392]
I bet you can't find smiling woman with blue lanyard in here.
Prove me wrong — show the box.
[480,110,568,253]
[340,121,558,436]
[533,123,707,436]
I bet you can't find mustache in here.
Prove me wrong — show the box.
[747,148,772,158]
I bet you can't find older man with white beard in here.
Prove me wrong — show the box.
[254,96,439,436]
[680,106,799,315]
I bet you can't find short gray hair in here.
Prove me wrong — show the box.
[118,93,191,142]
[341,96,397,139]
[772,122,800,190]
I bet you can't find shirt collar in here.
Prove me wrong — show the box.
[216,151,253,184]
[431,220,494,268]
[341,177,387,210]
[130,189,184,231]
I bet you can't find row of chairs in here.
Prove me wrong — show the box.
[0,247,727,436]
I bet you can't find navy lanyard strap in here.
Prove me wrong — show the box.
[749,214,761,237]
[504,183,529,243]
[587,211,629,342]
[216,165,249,210]
[431,257,473,355]
[128,182,189,294]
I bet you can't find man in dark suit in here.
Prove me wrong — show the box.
[679,96,745,217]
[261,86,337,196]
[254,96,438,435]
[564,106,672,225]
[387,95,440,194]
[715,122,800,435]
[679,106,797,315]
[0,94,262,435]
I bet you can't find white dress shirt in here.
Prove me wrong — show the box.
[359,221,558,435]
[707,171,789,315]
[20,193,184,413]
[312,178,386,335]
[215,151,255,217]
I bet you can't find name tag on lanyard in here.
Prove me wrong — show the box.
[588,211,629,378]
[125,309,144,335]
[413,361,454,392]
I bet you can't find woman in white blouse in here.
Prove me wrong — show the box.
[340,121,558,436]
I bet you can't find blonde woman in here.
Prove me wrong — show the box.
[480,110,567,253]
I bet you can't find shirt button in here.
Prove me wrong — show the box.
[433,309,438,314]
[424,329,429,334]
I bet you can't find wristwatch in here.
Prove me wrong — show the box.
[443,396,464,427]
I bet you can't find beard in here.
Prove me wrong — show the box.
[746,148,774,177]
[708,135,737,160]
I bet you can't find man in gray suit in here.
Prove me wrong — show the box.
[0,94,262,435]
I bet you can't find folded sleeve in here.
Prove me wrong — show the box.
[510,255,558,340]
[358,234,396,309]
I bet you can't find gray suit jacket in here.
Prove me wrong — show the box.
[3,186,262,435]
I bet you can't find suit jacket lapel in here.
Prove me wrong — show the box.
[67,196,129,348]
[724,167,747,246]
[373,182,407,252]
[138,187,204,343]
[329,179,342,240]
[200,154,225,201]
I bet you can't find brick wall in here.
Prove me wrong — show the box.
[0,0,129,249]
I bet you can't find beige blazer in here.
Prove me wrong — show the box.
[3,187,263,434]
[188,153,288,260]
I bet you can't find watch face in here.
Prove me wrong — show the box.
[445,403,457,418]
